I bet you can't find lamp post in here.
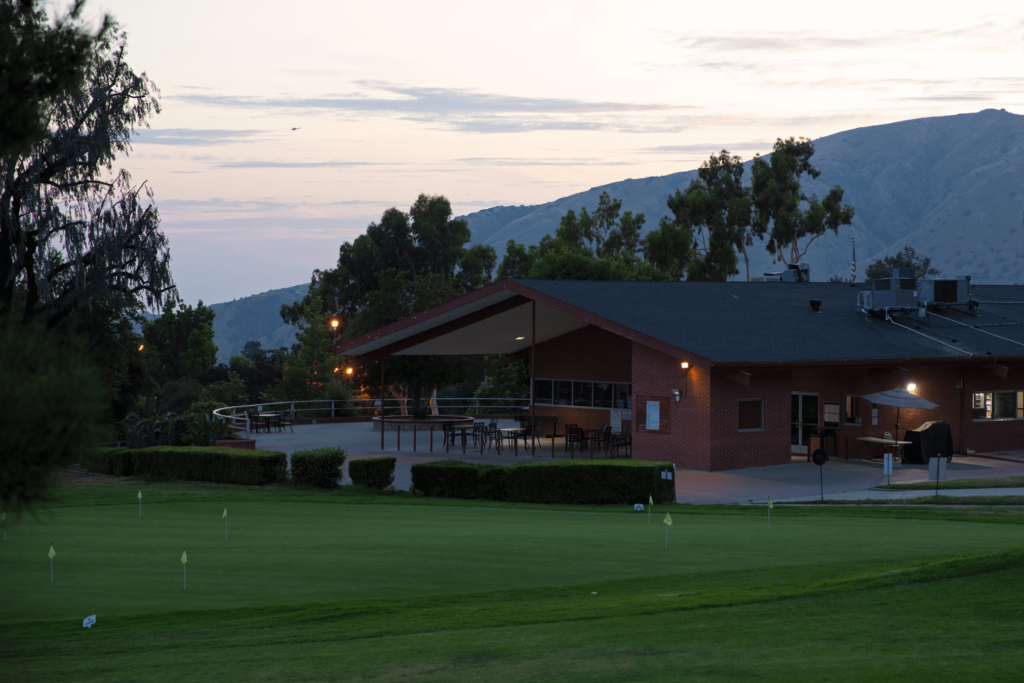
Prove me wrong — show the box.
[330,318,339,343]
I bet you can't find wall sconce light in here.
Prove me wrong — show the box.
[906,382,917,392]
[515,336,525,341]
[671,388,681,402]
[680,361,689,369]
[346,367,354,375]
[331,320,339,328]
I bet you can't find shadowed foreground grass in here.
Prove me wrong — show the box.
[3,481,1024,681]
[877,475,1024,490]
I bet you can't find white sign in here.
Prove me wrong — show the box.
[83,614,96,629]
[610,409,622,433]
[646,401,660,431]
[634,503,644,511]
[883,453,893,476]
[928,457,947,481]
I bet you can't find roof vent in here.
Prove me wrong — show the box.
[810,299,822,312]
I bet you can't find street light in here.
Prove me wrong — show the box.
[330,319,339,343]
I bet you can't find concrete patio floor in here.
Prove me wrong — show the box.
[249,421,1024,505]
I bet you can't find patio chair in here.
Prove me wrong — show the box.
[563,423,578,451]
[471,421,484,446]
[593,425,613,454]
[484,423,501,451]
[246,411,261,434]
[611,425,632,459]
[279,410,294,433]
[566,426,587,452]
[441,421,456,448]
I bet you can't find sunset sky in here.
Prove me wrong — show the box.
[82,0,1024,305]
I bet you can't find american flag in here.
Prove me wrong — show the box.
[851,237,857,283]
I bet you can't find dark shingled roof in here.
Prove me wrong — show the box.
[512,279,1024,364]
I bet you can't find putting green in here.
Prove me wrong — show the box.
[2,501,1021,625]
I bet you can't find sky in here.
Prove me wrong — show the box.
[77,0,1024,306]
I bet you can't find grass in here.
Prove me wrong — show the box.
[4,480,1024,681]
[877,475,1024,490]
[784,496,1024,506]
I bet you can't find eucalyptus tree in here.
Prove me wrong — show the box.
[750,137,855,267]
[0,14,174,329]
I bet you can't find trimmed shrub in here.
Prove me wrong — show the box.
[131,447,286,485]
[348,457,396,490]
[411,460,508,499]
[411,459,674,505]
[291,447,346,488]
[506,461,675,505]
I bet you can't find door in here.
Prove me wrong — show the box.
[791,392,819,454]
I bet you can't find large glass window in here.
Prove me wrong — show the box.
[593,382,614,408]
[573,381,593,407]
[533,379,552,405]
[973,391,1023,419]
[554,380,573,406]
[823,401,841,429]
[614,383,632,408]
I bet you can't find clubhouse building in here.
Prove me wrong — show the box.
[333,274,1024,471]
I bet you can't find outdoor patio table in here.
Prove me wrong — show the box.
[856,436,912,462]
[258,412,282,433]
[500,427,525,449]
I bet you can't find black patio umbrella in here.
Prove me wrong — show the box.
[859,387,939,438]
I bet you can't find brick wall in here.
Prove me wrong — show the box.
[533,324,631,381]
[631,342,710,469]
[709,370,792,470]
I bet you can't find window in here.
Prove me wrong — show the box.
[572,381,593,407]
[534,379,552,405]
[972,391,1024,419]
[823,401,841,429]
[554,380,573,406]
[843,396,862,425]
[738,399,763,431]
[530,379,630,410]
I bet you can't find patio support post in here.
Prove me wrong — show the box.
[531,300,536,456]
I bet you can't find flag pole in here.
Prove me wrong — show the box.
[664,523,667,550]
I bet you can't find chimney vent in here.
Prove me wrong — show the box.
[810,299,822,312]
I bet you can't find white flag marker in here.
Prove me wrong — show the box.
[223,507,228,540]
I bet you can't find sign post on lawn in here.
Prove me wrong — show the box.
[663,512,672,549]
[181,549,188,590]
[48,543,55,582]
[223,507,228,540]
[138,490,142,517]
[811,448,828,501]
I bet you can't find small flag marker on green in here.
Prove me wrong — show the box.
[48,543,56,582]
[223,507,228,540]
[663,512,672,549]
[768,497,773,529]
[648,494,653,524]
[181,548,188,590]
[138,490,142,517]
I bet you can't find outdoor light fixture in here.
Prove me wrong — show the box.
[680,361,689,369]
[333,368,339,373]
[138,344,144,351]
[331,320,339,328]
[907,383,917,392]
[515,336,525,340]
[672,388,681,401]
[346,367,354,375]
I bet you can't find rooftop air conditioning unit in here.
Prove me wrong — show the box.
[918,277,970,305]
[868,274,918,311]
[760,262,810,283]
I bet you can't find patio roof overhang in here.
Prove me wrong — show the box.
[331,279,704,365]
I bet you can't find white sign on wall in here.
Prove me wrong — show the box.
[610,409,622,433]
[646,400,660,431]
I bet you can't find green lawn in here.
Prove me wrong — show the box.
[878,475,1024,490]
[3,480,1024,681]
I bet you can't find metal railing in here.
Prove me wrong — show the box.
[213,397,533,437]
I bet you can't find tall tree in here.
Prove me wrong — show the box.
[750,137,855,267]
[0,13,174,329]
[142,301,218,383]
[282,195,495,330]
[864,246,941,281]
[661,151,751,281]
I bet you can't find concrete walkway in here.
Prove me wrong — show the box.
[249,421,1024,504]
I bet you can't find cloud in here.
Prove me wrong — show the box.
[214,160,379,169]
[133,129,262,146]
[451,156,635,166]
[170,82,691,134]
[644,142,771,154]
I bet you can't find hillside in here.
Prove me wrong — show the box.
[208,283,308,364]
[461,109,1024,284]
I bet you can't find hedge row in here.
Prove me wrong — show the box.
[82,446,287,485]
[291,447,346,488]
[348,457,396,490]
[410,459,675,505]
